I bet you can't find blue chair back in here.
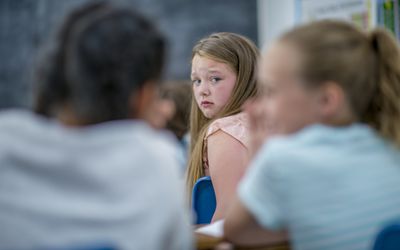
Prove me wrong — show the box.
[192,176,216,224]
[373,221,400,250]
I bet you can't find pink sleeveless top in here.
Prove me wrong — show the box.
[203,112,250,175]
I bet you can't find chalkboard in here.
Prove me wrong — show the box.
[0,0,258,109]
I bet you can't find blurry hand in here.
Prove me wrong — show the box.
[243,98,275,159]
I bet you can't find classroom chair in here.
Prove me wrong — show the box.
[192,176,216,224]
[373,220,400,250]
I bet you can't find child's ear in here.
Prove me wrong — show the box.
[128,81,157,120]
[317,81,349,121]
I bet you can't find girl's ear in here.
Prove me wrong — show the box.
[128,81,157,120]
[317,81,354,124]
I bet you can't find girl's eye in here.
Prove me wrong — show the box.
[192,79,201,86]
[210,77,221,83]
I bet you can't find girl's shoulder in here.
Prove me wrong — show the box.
[205,112,250,148]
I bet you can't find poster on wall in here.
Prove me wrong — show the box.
[296,0,374,30]
[376,0,399,37]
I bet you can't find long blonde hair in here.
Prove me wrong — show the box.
[186,32,259,197]
[280,20,400,145]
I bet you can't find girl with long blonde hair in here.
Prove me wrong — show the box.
[225,20,400,249]
[187,32,259,222]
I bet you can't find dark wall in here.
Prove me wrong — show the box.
[0,0,258,109]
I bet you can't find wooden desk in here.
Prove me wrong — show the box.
[195,232,290,250]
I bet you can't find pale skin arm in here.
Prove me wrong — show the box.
[224,197,288,246]
[222,100,288,246]
[207,130,249,222]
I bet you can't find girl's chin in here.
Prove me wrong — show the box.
[202,111,215,119]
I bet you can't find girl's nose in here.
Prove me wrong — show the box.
[199,83,210,96]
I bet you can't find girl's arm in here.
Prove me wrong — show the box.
[224,197,288,246]
[207,130,249,222]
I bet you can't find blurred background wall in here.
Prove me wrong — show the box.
[0,0,258,109]
[257,0,296,49]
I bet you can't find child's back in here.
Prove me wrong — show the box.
[240,124,400,250]
[0,110,192,250]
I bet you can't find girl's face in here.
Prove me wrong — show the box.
[252,42,322,136]
[191,55,237,119]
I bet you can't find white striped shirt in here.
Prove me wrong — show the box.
[239,124,400,250]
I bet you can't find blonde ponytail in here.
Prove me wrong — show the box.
[280,21,400,146]
[363,28,400,146]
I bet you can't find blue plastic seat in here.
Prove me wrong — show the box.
[192,176,216,224]
[373,220,400,250]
